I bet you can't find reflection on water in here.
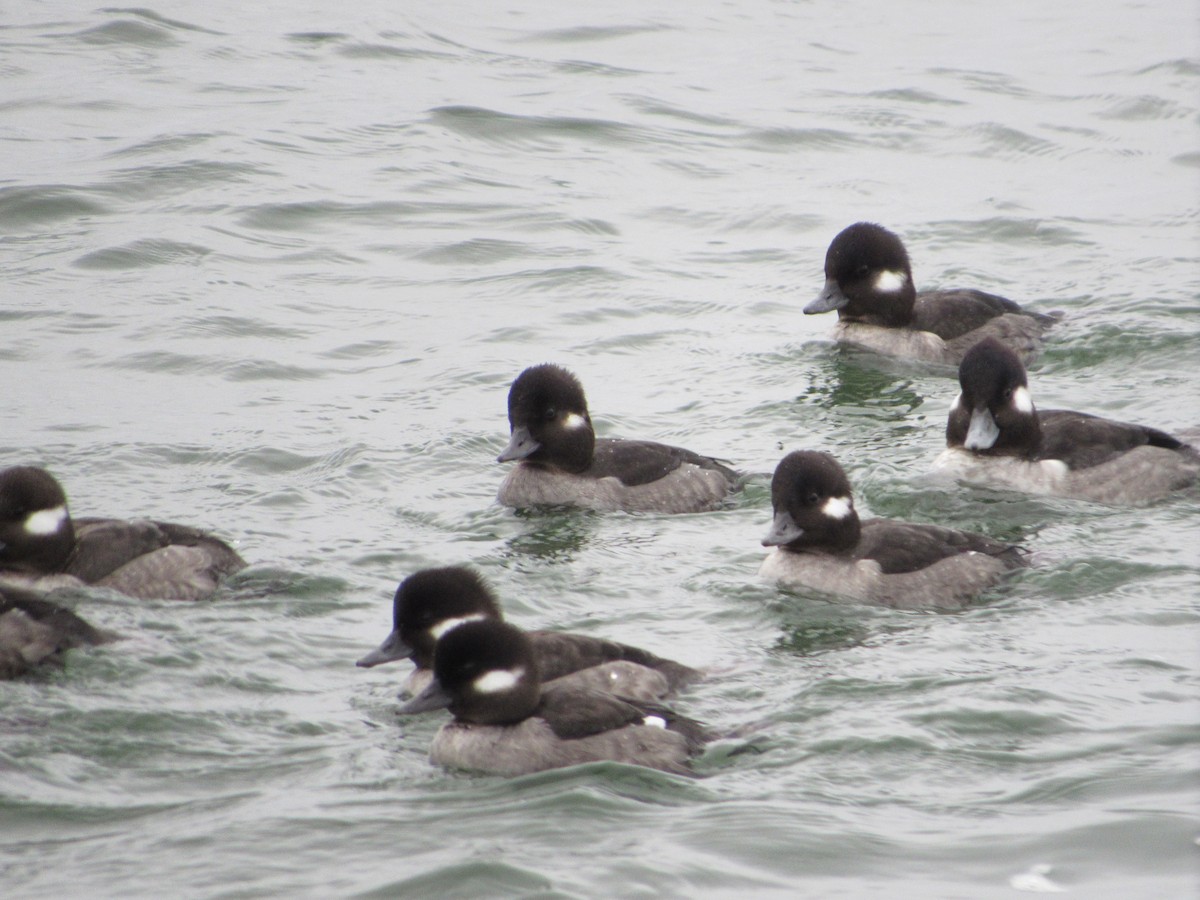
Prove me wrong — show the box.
[501,508,599,563]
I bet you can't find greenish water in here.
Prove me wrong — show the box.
[2,2,1198,897]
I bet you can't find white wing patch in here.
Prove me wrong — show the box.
[473,667,525,694]
[821,496,854,520]
[1039,459,1070,477]
[1012,386,1034,414]
[873,269,907,293]
[24,505,67,536]
[430,614,487,641]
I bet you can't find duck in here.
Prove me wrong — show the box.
[356,565,700,701]
[804,222,1056,366]
[0,585,116,678]
[932,337,1200,504]
[760,450,1027,608]
[399,618,710,776]
[496,364,739,514]
[0,466,246,601]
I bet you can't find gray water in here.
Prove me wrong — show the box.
[2,1,1198,897]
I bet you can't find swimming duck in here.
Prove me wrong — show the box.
[497,364,739,513]
[804,222,1055,366]
[0,466,246,600]
[400,618,710,776]
[761,450,1027,608]
[932,337,1200,504]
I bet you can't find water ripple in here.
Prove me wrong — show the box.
[72,239,211,269]
[0,186,109,229]
[429,105,649,148]
[72,20,177,48]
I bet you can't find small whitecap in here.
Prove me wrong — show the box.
[1009,863,1066,893]
[642,715,667,729]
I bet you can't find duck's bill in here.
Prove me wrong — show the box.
[762,511,804,547]
[497,426,540,462]
[398,678,453,714]
[803,278,849,314]
[964,408,1000,450]
[356,629,413,668]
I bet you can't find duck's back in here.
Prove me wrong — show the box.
[855,518,1022,574]
[500,438,735,514]
[529,629,700,692]
[0,589,115,678]
[1035,410,1191,469]
[70,518,245,600]
[429,714,694,775]
[761,518,1023,610]
[912,290,1027,339]
[914,291,1053,365]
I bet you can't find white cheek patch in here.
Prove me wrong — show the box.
[873,269,907,293]
[429,614,487,641]
[821,496,854,520]
[473,667,524,695]
[24,505,67,536]
[563,413,588,430]
[1011,386,1034,414]
[641,715,667,729]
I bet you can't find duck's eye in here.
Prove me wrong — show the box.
[806,491,820,505]
[453,661,477,679]
[856,264,869,277]
[543,407,557,422]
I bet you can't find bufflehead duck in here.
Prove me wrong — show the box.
[760,451,1026,608]
[932,338,1200,504]
[804,222,1055,366]
[0,466,246,601]
[356,565,700,701]
[399,618,710,776]
[1,585,116,679]
[496,364,739,514]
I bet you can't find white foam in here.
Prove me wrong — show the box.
[24,505,67,536]
[474,667,524,694]
[429,613,487,641]
[642,715,667,729]
[1012,385,1034,414]
[873,269,907,293]
[1009,863,1066,893]
[821,496,853,520]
